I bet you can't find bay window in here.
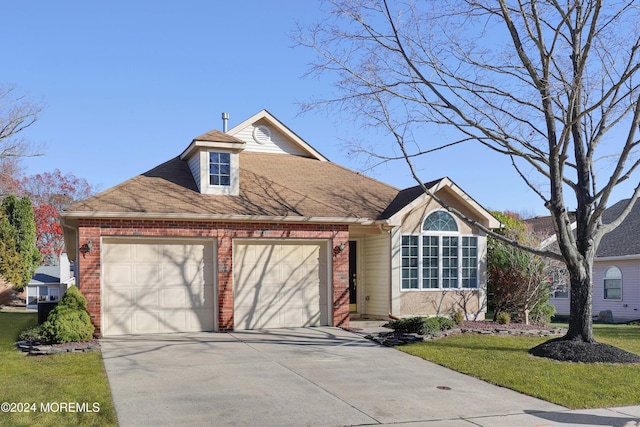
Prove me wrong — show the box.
[401,210,479,290]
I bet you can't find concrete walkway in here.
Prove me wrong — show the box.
[101,326,640,426]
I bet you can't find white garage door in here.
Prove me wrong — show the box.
[234,241,329,329]
[102,238,215,336]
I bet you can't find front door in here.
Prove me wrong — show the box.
[349,240,357,312]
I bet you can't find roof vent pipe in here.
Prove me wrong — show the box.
[222,112,229,132]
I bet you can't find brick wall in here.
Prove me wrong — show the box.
[76,219,350,335]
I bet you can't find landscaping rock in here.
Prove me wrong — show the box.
[598,310,614,323]
[361,321,565,347]
[16,339,100,356]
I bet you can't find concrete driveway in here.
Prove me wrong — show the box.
[101,327,640,426]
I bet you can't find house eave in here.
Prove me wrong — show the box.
[594,254,640,262]
[180,140,246,160]
[60,211,387,226]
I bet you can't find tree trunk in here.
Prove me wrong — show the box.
[565,260,594,342]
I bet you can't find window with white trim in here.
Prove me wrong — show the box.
[604,266,622,300]
[401,210,479,290]
[209,152,231,186]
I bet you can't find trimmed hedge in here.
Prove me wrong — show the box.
[388,316,457,336]
[39,286,94,344]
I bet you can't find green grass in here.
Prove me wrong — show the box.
[0,310,117,426]
[399,322,640,409]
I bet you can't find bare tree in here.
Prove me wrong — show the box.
[0,83,43,161]
[298,1,640,347]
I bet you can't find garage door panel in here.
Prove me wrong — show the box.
[234,241,329,330]
[136,288,160,308]
[103,313,132,336]
[103,244,132,262]
[135,265,161,283]
[134,311,161,332]
[105,288,135,309]
[103,239,215,336]
[104,264,134,285]
[134,244,162,262]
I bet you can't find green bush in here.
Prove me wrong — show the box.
[497,312,511,325]
[438,317,456,330]
[18,326,43,342]
[388,316,425,333]
[420,317,442,335]
[39,286,94,344]
[531,303,556,326]
[388,316,457,336]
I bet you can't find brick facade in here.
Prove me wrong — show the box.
[76,219,350,336]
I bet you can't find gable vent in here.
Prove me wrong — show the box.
[253,125,271,144]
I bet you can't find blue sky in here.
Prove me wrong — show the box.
[2,1,556,216]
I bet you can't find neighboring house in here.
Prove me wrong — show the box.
[26,253,75,309]
[526,199,640,321]
[60,110,500,336]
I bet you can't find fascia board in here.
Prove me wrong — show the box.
[60,211,387,226]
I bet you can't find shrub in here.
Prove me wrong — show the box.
[497,312,511,325]
[420,317,442,335]
[389,316,459,336]
[388,316,424,333]
[19,326,43,342]
[438,317,456,330]
[453,310,465,325]
[39,286,94,344]
[531,303,556,326]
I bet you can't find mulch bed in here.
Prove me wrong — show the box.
[364,320,565,347]
[529,337,640,364]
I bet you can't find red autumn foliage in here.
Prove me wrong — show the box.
[21,170,96,264]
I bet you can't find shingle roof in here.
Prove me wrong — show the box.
[64,152,400,221]
[524,201,640,257]
[29,266,60,285]
[193,129,244,143]
[598,199,640,257]
[379,180,442,219]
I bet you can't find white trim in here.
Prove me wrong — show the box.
[180,140,245,161]
[227,110,330,162]
[595,254,640,261]
[62,211,389,225]
[387,177,500,229]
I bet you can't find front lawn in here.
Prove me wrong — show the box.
[0,310,117,426]
[399,323,640,409]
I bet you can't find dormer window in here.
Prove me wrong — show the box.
[209,152,231,186]
[180,130,245,196]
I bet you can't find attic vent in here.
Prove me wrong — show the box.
[253,125,271,144]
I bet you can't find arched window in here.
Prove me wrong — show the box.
[401,210,477,290]
[423,211,458,232]
[604,266,622,300]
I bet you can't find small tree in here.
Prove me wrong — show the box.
[488,211,554,325]
[40,286,94,344]
[0,195,40,291]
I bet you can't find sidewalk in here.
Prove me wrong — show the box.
[348,319,640,427]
